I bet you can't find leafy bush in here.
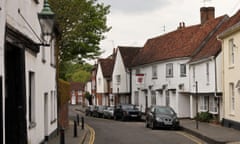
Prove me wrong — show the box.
[196,112,212,122]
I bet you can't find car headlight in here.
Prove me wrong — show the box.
[156,117,163,122]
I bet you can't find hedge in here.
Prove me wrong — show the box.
[58,79,70,106]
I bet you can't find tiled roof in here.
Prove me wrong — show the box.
[190,15,228,62]
[70,82,85,91]
[118,46,141,68]
[192,10,240,62]
[131,14,229,66]
[99,58,114,78]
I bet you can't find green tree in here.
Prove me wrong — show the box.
[59,61,93,82]
[49,0,111,63]
[85,91,93,105]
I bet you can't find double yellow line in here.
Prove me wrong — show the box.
[176,131,205,144]
[86,124,95,144]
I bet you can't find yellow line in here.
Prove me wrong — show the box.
[176,131,204,144]
[86,124,95,144]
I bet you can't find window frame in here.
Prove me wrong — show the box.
[229,39,235,66]
[166,63,173,78]
[180,64,186,77]
[229,83,235,113]
[152,65,158,79]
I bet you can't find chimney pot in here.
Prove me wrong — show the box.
[200,7,215,24]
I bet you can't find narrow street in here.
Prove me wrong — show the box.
[69,105,205,144]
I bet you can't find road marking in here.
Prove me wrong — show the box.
[176,131,206,144]
[86,124,95,144]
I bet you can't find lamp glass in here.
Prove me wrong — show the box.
[38,0,54,37]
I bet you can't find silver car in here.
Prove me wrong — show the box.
[103,106,115,119]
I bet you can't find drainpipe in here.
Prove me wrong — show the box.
[214,55,220,122]
[129,68,132,104]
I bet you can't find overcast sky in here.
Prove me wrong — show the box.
[98,0,240,59]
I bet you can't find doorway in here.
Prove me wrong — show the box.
[5,43,27,144]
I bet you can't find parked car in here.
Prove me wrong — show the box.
[92,105,107,118]
[103,106,115,119]
[85,105,97,116]
[114,104,141,121]
[145,105,180,130]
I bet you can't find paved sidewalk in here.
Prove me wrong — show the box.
[47,120,88,144]
[180,119,240,144]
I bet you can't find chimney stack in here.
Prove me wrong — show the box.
[200,7,215,24]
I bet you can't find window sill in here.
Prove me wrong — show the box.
[29,121,37,129]
[228,66,235,69]
[229,113,235,116]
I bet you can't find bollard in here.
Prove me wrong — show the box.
[60,128,65,144]
[77,114,80,126]
[74,120,77,137]
[81,116,84,130]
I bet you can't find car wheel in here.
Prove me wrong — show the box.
[151,121,156,130]
[121,116,125,121]
[114,115,117,120]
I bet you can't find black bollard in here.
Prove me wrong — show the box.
[81,117,84,130]
[74,120,77,137]
[77,114,80,126]
[60,128,65,144]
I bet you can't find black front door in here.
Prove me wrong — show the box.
[5,43,27,144]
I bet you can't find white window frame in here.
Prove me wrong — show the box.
[152,65,158,79]
[151,91,156,105]
[180,64,186,77]
[200,96,208,112]
[206,62,210,84]
[134,91,139,106]
[209,97,218,114]
[230,83,235,114]
[116,74,121,85]
[166,63,173,78]
[29,71,36,128]
[229,39,234,66]
[193,66,196,83]
[50,39,56,66]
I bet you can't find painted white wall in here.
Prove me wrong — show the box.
[112,50,129,94]
[131,58,191,117]
[0,0,6,77]
[189,58,216,93]
[188,55,222,118]
[3,0,57,143]
[96,63,108,93]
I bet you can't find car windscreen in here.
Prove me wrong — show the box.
[122,105,135,110]
[156,107,175,115]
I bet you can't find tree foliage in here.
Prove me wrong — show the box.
[59,61,93,82]
[48,0,111,63]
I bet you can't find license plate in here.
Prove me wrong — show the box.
[131,115,137,117]
[164,122,172,125]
